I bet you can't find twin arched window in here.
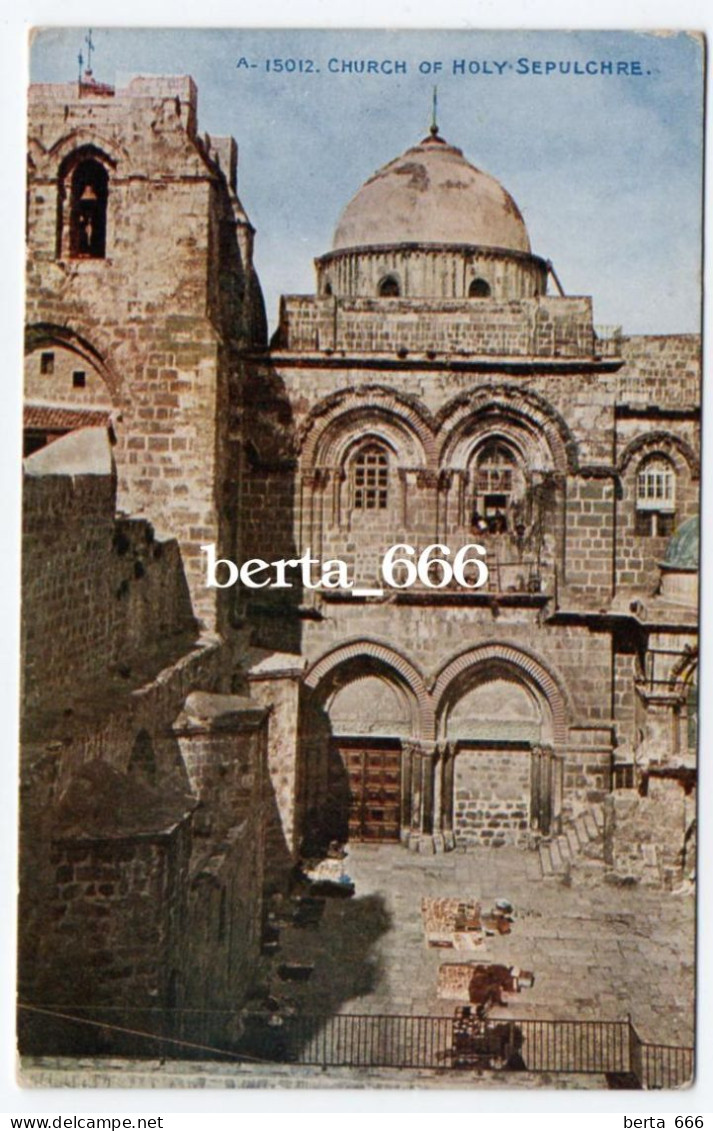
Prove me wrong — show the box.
[377,276,490,298]
[635,455,676,537]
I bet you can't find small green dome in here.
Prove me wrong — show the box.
[661,516,699,571]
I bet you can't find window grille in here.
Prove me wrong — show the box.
[353,445,388,509]
[635,457,675,536]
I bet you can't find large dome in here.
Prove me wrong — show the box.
[333,131,531,254]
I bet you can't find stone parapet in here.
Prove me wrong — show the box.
[277,294,599,359]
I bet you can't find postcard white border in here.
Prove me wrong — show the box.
[1,0,711,1119]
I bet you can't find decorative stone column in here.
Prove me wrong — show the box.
[402,740,448,853]
[437,741,456,851]
[530,743,566,836]
[247,653,305,881]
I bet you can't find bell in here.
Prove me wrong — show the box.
[79,184,98,202]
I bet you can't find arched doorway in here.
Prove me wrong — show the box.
[327,674,410,842]
[303,646,426,848]
[435,653,563,848]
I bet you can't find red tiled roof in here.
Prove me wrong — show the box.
[24,404,112,432]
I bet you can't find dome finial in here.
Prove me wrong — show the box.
[430,85,439,136]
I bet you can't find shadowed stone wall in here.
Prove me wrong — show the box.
[21,433,196,718]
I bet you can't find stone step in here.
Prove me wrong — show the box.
[582,812,599,841]
[565,825,580,857]
[549,838,564,870]
[539,805,606,877]
[574,815,590,846]
[539,843,554,876]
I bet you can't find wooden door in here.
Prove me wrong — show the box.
[333,740,401,842]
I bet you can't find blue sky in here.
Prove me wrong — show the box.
[30,28,704,336]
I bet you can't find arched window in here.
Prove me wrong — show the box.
[472,441,524,534]
[353,443,389,510]
[69,158,108,258]
[324,281,333,296]
[378,275,400,297]
[635,455,676,536]
[469,278,491,298]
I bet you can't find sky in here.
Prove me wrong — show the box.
[29,27,704,337]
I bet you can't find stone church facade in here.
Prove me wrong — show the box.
[20,73,699,1049]
[244,125,699,870]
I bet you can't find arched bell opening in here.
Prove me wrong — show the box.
[56,147,114,261]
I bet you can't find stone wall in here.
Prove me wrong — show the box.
[294,607,616,827]
[245,362,630,619]
[563,476,616,597]
[25,342,114,412]
[172,693,269,1029]
[40,816,192,1010]
[21,67,280,1040]
[616,335,700,409]
[20,669,272,1052]
[242,311,699,850]
[247,666,305,882]
[604,777,695,888]
[19,435,274,1052]
[612,651,637,747]
[562,739,612,815]
[248,338,699,622]
[453,747,530,847]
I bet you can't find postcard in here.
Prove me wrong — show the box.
[17,27,702,1091]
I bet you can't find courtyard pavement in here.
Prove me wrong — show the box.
[272,843,695,1049]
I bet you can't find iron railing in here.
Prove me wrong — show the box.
[629,1023,694,1090]
[18,1004,693,1089]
